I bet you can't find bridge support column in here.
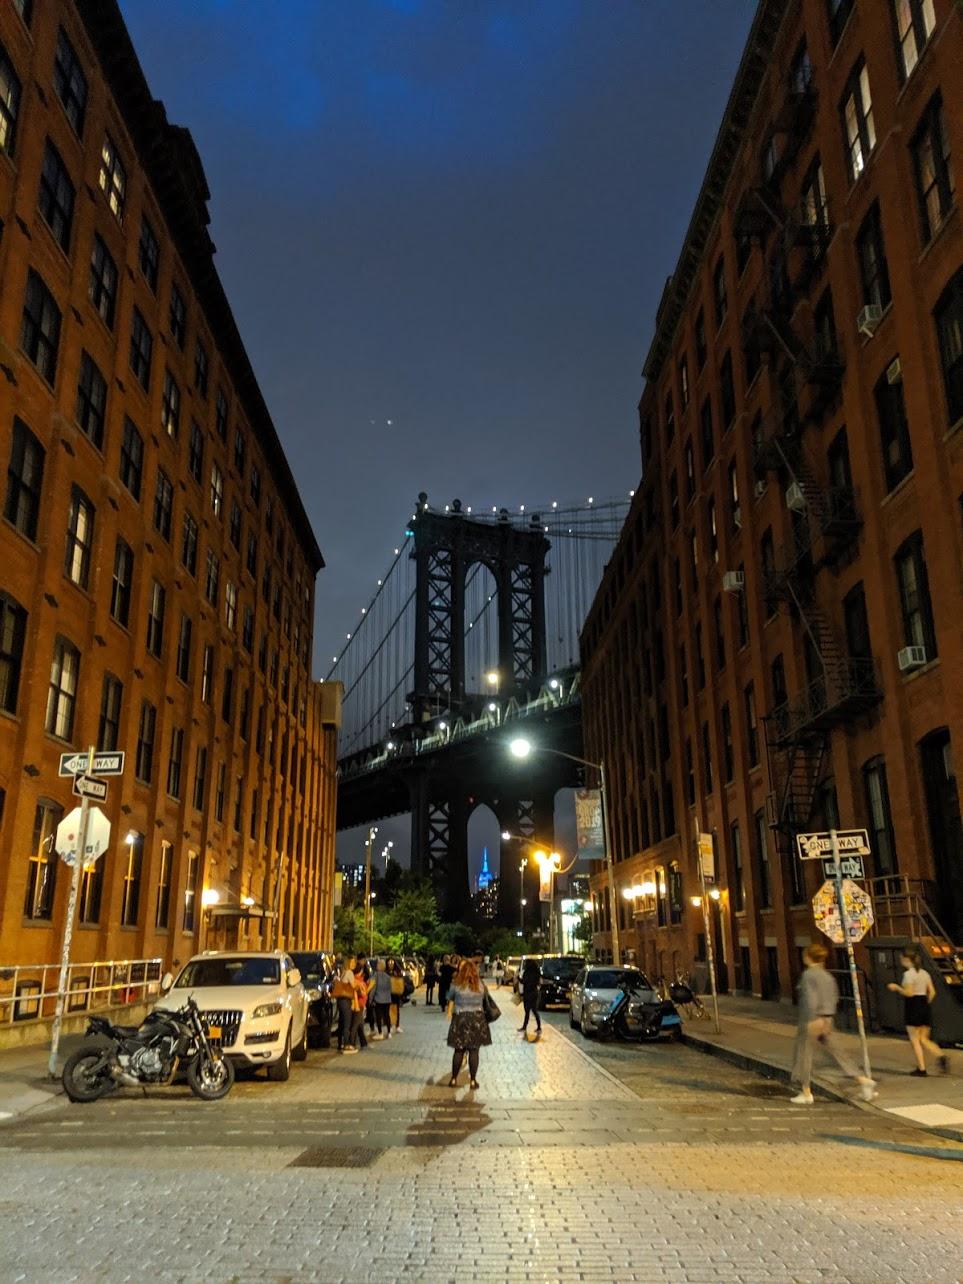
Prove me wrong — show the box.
[407,769,471,922]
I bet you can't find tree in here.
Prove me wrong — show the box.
[333,905,365,955]
[386,882,438,950]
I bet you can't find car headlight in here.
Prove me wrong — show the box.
[586,998,609,1015]
[252,1001,283,1019]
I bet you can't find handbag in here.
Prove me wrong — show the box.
[332,979,354,1000]
[482,988,501,1024]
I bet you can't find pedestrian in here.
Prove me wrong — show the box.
[350,963,369,1050]
[389,958,405,1033]
[356,952,375,1032]
[424,956,438,1006]
[518,957,542,1037]
[334,955,358,1055]
[887,946,948,1076]
[371,958,393,1038]
[492,956,505,988]
[446,959,492,1089]
[790,943,876,1104]
[438,954,455,1008]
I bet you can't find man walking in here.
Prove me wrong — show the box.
[790,943,876,1104]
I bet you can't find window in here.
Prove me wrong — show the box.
[754,810,772,909]
[155,842,172,929]
[161,370,180,439]
[75,352,107,449]
[684,440,695,500]
[265,499,274,534]
[701,723,713,795]
[221,666,234,723]
[242,605,254,652]
[721,703,734,783]
[700,398,714,470]
[713,596,725,670]
[5,418,45,540]
[233,775,244,833]
[911,94,954,244]
[895,0,936,80]
[138,216,159,291]
[224,581,237,631]
[828,428,853,491]
[181,511,198,575]
[844,583,872,660]
[135,701,157,782]
[185,421,204,485]
[20,270,61,384]
[193,747,208,811]
[669,472,679,529]
[45,637,79,739]
[119,418,143,499]
[863,757,897,875]
[874,365,913,491]
[167,727,184,799]
[240,687,251,741]
[679,356,689,409]
[827,0,854,48]
[694,311,707,369]
[78,853,103,924]
[246,532,257,577]
[727,460,740,526]
[895,531,937,656]
[215,388,229,440]
[0,591,26,720]
[0,41,22,157]
[707,499,719,564]
[64,486,94,588]
[936,269,963,425]
[169,283,186,347]
[229,499,241,549]
[771,654,788,707]
[694,623,705,689]
[110,539,133,627]
[713,258,727,327]
[719,352,736,431]
[744,682,759,767]
[790,39,813,95]
[856,201,892,310]
[97,673,122,751]
[210,463,223,517]
[146,580,165,658]
[200,645,214,704]
[204,551,219,605]
[731,822,745,912]
[183,851,199,932]
[175,614,192,682]
[88,234,118,328]
[38,141,75,252]
[153,469,174,541]
[685,739,695,806]
[53,27,87,135]
[98,134,126,221]
[213,764,225,822]
[262,564,271,604]
[13,0,32,26]
[129,308,152,391]
[120,834,143,926]
[194,340,209,398]
[736,562,749,647]
[234,430,246,477]
[742,302,761,386]
[24,801,61,920]
[841,59,876,181]
[813,288,839,364]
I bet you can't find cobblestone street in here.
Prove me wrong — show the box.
[1,998,962,1283]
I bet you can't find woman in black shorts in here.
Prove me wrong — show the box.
[887,946,948,1076]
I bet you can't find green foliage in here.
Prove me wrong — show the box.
[332,905,365,955]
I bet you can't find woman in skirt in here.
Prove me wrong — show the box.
[887,946,948,1075]
[446,958,491,1089]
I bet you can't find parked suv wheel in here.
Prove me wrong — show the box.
[266,1027,292,1081]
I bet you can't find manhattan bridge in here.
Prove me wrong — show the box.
[327,492,630,920]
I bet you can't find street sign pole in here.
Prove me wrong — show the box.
[48,746,94,1078]
[829,828,872,1082]
[698,829,721,1034]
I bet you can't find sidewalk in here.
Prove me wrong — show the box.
[0,1037,73,1124]
[683,993,963,1139]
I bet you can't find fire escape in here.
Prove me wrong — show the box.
[736,68,881,847]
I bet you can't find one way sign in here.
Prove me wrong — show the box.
[58,751,126,777]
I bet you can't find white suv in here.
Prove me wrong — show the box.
[158,951,309,1081]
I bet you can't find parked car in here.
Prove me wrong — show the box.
[503,956,522,987]
[289,951,337,1048]
[569,965,681,1040]
[157,951,309,1081]
[535,955,584,1009]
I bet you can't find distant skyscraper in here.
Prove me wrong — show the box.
[477,847,493,893]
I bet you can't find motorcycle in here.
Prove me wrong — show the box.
[62,996,234,1102]
[596,978,682,1043]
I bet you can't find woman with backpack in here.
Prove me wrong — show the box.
[887,945,949,1075]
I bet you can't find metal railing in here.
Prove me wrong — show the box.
[0,957,163,1029]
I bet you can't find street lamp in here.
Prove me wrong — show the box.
[368,891,377,955]
[534,849,562,950]
[506,736,621,964]
[518,858,528,935]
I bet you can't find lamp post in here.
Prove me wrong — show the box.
[518,858,528,935]
[363,825,377,944]
[368,891,377,955]
[690,880,722,1034]
[508,738,621,964]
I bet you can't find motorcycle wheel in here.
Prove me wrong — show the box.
[62,1047,115,1103]
[187,1053,234,1101]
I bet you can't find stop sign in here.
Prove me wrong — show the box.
[55,805,111,867]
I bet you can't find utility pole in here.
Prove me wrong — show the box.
[49,746,94,1077]
[829,828,872,1080]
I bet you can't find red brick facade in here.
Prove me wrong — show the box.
[581,0,963,1000]
[0,0,340,972]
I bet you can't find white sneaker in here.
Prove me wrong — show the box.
[370,1032,383,1041]
[343,1046,358,1055]
[790,1091,814,1105]
[858,1078,878,1102]
[395,1027,403,1034]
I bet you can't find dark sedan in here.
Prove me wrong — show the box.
[289,951,336,1048]
[536,955,585,1009]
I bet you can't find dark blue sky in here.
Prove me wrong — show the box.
[121,0,754,671]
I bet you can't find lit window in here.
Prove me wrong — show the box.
[895,0,936,80]
[161,370,180,438]
[210,462,223,517]
[110,539,133,627]
[45,637,79,740]
[98,134,127,221]
[935,267,963,424]
[146,580,166,658]
[841,59,876,182]
[64,486,94,588]
[0,42,22,158]
[911,94,954,244]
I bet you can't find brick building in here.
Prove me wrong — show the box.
[0,0,340,978]
[581,0,963,1003]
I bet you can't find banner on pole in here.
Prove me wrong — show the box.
[698,833,715,883]
[574,789,604,860]
[538,861,553,903]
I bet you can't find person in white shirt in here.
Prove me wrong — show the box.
[887,947,948,1076]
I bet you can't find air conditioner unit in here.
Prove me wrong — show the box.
[754,479,767,498]
[856,304,883,337]
[897,644,927,672]
[722,571,745,593]
[886,357,902,385]
[732,505,743,530]
[785,482,807,512]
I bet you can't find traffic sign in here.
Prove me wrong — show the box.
[812,878,875,945]
[796,829,870,861]
[72,773,108,802]
[821,853,864,881]
[55,805,111,867]
[58,750,125,777]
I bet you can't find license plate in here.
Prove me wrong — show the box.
[208,1025,222,1039]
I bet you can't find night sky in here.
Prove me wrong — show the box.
[119,0,755,876]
